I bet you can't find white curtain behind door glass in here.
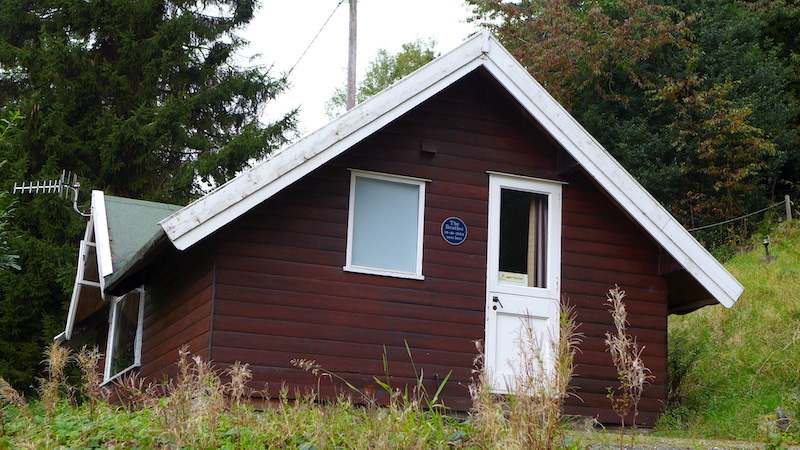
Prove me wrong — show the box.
[529,195,548,288]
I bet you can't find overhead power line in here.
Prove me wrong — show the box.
[287,0,346,77]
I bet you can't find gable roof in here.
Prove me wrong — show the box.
[154,31,742,309]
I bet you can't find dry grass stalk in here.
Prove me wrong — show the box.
[470,299,582,449]
[1,376,27,436]
[111,346,257,444]
[468,341,511,447]
[152,345,227,448]
[604,285,654,447]
[75,346,108,405]
[509,302,582,449]
[0,377,26,409]
[113,371,161,412]
[226,360,252,407]
[291,358,371,405]
[39,341,73,415]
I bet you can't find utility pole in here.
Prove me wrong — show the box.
[346,0,357,110]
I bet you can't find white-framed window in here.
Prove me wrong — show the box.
[104,289,144,383]
[345,170,427,279]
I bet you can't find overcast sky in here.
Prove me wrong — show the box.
[240,0,479,135]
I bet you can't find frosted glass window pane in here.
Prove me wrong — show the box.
[352,176,420,273]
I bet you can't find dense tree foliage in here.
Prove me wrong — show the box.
[326,39,439,118]
[0,111,21,273]
[0,0,296,389]
[0,0,297,199]
[468,0,799,234]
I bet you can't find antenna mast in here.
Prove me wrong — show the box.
[13,170,89,217]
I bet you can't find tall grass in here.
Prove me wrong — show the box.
[0,376,26,436]
[0,304,585,448]
[0,344,471,448]
[38,341,72,416]
[469,301,582,449]
[664,221,800,441]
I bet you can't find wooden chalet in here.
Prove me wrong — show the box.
[59,32,743,425]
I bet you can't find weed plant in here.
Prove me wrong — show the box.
[1,344,471,448]
[0,307,586,448]
[38,341,73,416]
[604,285,654,448]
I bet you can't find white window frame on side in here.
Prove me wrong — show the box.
[344,169,428,280]
[103,288,145,384]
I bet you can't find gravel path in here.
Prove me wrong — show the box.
[573,432,800,449]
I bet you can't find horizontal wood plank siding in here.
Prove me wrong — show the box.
[206,70,669,424]
[561,171,668,425]
[139,242,214,380]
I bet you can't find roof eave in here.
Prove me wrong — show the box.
[160,32,491,251]
[475,42,743,308]
[104,229,172,296]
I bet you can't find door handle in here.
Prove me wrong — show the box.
[492,296,503,310]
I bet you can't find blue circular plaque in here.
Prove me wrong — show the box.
[441,217,468,245]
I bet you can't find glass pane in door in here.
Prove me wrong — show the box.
[498,189,548,288]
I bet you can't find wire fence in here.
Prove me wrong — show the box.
[686,195,794,251]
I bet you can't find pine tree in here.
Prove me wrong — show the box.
[0,0,296,389]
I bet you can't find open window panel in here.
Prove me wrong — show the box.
[104,289,144,383]
[62,217,104,342]
[61,193,115,343]
[486,173,563,393]
[344,169,428,279]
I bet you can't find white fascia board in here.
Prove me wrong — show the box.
[91,190,113,287]
[480,39,743,307]
[161,33,489,251]
[661,220,742,306]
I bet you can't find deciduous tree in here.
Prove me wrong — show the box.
[326,38,439,118]
[468,0,797,235]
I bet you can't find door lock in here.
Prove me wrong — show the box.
[492,296,503,310]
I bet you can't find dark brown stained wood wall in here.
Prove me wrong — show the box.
[139,242,215,380]
[209,69,669,422]
[560,171,668,425]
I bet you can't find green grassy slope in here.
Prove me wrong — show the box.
[663,221,800,440]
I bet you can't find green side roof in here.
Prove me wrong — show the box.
[104,195,182,276]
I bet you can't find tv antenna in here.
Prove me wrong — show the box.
[13,170,89,217]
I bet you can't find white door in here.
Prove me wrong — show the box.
[485,173,562,392]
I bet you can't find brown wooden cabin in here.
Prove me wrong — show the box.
[59,32,742,425]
